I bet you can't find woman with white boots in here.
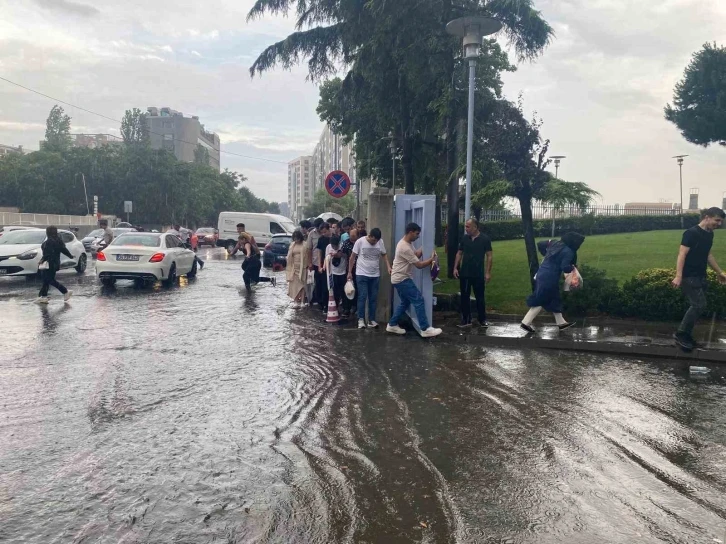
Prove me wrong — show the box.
[520,232,585,334]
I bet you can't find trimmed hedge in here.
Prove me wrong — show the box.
[562,266,726,321]
[618,268,726,321]
[444,213,702,242]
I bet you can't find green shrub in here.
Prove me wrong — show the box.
[469,213,702,241]
[618,268,726,321]
[563,264,621,316]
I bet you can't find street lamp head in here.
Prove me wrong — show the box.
[446,16,502,60]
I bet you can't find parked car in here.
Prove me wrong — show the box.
[81,228,105,252]
[262,233,292,268]
[0,226,37,239]
[95,232,197,287]
[217,212,295,252]
[195,227,218,248]
[0,228,87,278]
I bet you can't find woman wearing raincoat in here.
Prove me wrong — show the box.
[520,232,585,333]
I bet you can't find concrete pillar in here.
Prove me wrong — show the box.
[367,188,395,324]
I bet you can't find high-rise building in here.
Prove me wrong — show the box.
[311,125,356,192]
[146,107,221,171]
[288,156,314,222]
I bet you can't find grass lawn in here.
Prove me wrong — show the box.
[435,230,726,314]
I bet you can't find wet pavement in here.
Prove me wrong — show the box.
[2,248,726,543]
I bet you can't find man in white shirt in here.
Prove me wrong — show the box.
[386,222,442,338]
[348,227,392,329]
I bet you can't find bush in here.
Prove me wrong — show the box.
[563,264,621,316]
[466,213,702,242]
[618,268,726,321]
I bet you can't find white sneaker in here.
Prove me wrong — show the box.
[367,321,379,329]
[358,319,366,329]
[421,327,443,338]
[64,291,73,302]
[36,296,50,304]
[386,324,406,335]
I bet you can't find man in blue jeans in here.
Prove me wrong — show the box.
[386,223,443,338]
[348,227,391,328]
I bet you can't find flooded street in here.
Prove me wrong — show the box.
[1,249,726,543]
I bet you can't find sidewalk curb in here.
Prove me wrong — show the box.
[440,332,726,364]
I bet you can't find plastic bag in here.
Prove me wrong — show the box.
[306,269,315,285]
[564,268,583,292]
[344,280,356,300]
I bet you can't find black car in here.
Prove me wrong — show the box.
[262,233,291,268]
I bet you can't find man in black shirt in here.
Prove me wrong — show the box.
[673,207,726,349]
[453,218,493,328]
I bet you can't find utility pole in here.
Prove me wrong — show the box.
[673,155,688,229]
[550,156,566,237]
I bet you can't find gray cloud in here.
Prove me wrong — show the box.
[33,0,99,17]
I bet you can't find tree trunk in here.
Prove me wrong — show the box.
[519,192,539,291]
[401,135,415,194]
[435,194,443,247]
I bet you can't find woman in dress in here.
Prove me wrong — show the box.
[286,229,308,308]
[520,232,585,333]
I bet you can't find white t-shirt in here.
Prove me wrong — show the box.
[352,237,387,277]
[326,244,347,275]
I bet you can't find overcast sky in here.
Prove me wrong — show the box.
[1,0,725,209]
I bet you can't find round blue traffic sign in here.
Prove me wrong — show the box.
[325,170,351,198]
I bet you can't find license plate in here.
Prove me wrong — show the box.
[0,269,6,275]
[116,254,140,261]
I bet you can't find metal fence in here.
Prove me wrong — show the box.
[0,212,98,227]
[443,204,685,224]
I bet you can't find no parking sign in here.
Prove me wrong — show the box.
[325,171,351,198]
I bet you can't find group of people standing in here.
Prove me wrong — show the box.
[284,217,444,337]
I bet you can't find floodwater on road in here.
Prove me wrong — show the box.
[1,248,725,543]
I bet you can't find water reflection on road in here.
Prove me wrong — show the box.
[1,249,725,543]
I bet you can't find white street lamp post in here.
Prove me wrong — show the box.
[447,16,502,220]
[673,155,688,229]
[549,156,566,237]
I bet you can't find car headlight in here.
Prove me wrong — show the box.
[17,250,38,260]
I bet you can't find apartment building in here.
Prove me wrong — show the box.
[146,107,221,171]
[311,125,356,192]
[288,156,314,222]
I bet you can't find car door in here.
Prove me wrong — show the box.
[166,235,193,273]
[59,232,77,269]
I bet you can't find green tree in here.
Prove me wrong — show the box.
[44,105,72,152]
[303,188,355,218]
[267,201,281,214]
[665,42,726,147]
[194,144,210,166]
[120,108,150,145]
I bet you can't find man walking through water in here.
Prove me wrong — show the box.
[673,207,726,350]
[453,218,493,328]
[386,222,443,338]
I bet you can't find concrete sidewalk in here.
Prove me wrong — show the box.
[435,313,726,364]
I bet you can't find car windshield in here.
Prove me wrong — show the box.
[110,234,161,247]
[196,228,215,234]
[0,230,46,245]
[86,229,104,238]
[280,221,296,233]
[273,236,291,245]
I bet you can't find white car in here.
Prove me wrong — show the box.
[0,228,87,278]
[95,232,198,287]
[0,225,36,238]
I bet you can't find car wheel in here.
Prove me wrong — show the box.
[163,263,177,287]
[101,277,116,287]
[75,253,87,274]
[187,258,198,278]
[226,240,237,253]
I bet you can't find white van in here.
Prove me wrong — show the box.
[217,212,296,251]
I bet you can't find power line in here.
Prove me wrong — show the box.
[0,75,289,165]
